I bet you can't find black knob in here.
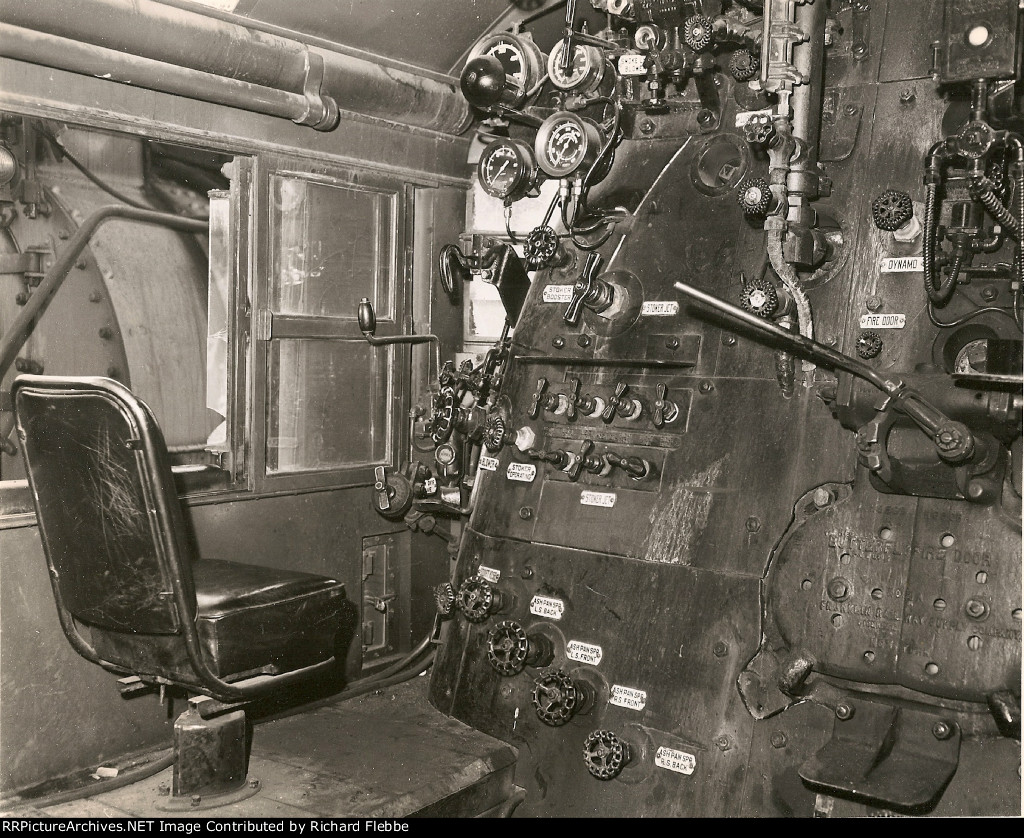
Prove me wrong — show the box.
[683,15,714,51]
[525,225,559,270]
[729,49,760,82]
[856,331,883,359]
[358,297,376,335]
[737,177,773,216]
[457,575,500,623]
[435,582,456,618]
[740,275,779,318]
[583,730,631,780]
[461,55,511,109]
[871,190,914,232]
[532,669,582,726]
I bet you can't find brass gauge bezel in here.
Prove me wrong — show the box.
[477,138,541,202]
[467,32,546,107]
[547,38,606,93]
[534,111,604,179]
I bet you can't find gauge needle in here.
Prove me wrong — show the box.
[495,160,511,179]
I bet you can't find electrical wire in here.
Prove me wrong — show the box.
[927,302,1018,328]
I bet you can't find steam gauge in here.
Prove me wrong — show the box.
[478,138,542,202]
[535,111,605,179]
[547,38,605,93]
[467,33,546,107]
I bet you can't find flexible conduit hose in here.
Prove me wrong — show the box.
[922,142,956,307]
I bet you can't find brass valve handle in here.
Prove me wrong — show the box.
[652,383,679,428]
[530,377,560,419]
[606,452,650,480]
[564,252,613,326]
[527,447,571,470]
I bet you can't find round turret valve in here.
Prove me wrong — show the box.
[683,15,714,51]
[742,114,774,146]
[583,730,631,780]
[856,331,884,359]
[457,575,501,623]
[871,189,914,232]
[740,275,779,318]
[532,669,582,726]
[525,225,559,269]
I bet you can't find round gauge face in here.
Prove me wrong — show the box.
[482,36,530,88]
[479,141,525,200]
[549,40,595,90]
[544,119,587,175]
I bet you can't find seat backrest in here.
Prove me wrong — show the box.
[13,375,197,635]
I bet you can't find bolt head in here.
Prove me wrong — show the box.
[812,487,832,508]
[639,119,655,135]
[770,731,788,749]
[699,380,714,393]
[745,516,761,533]
[552,336,565,348]
[827,577,851,601]
[722,335,737,346]
[865,295,883,312]
[932,721,952,740]
[835,702,855,720]
[713,641,729,658]
[519,506,533,520]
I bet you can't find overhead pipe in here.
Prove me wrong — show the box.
[0,0,471,135]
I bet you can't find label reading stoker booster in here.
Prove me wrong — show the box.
[566,640,603,665]
[543,284,575,303]
[506,462,536,482]
[655,746,696,775]
[610,685,647,710]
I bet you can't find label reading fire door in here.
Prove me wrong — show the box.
[566,640,603,665]
[506,462,537,482]
[543,284,575,303]
[477,565,501,584]
[478,455,499,471]
[859,313,906,329]
[580,490,616,508]
[610,685,647,710]
[655,746,697,775]
[530,595,565,620]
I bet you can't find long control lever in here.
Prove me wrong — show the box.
[671,280,976,469]
[358,298,441,375]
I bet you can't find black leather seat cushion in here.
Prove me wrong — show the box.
[89,559,346,686]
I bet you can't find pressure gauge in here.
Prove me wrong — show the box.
[535,111,605,179]
[467,33,546,107]
[477,138,541,202]
[547,38,605,93]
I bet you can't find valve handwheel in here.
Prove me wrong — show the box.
[856,331,884,359]
[486,620,530,675]
[483,411,509,453]
[457,575,497,623]
[870,189,913,232]
[583,729,630,780]
[430,386,458,444]
[683,15,714,51]
[739,275,779,318]
[737,177,773,216]
[729,49,759,82]
[525,225,559,269]
[435,582,456,618]
[532,669,581,726]
[742,113,774,146]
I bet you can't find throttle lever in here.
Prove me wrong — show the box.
[671,279,976,467]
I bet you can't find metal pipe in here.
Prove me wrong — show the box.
[2,0,470,134]
[0,25,317,126]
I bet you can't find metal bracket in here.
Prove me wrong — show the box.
[294,50,340,132]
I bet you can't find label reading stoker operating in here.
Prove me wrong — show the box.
[566,640,603,665]
[880,256,924,273]
[478,455,499,471]
[543,284,575,303]
[530,595,565,620]
[655,746,696,775]
[477,565,500,584]
[506,462,537,482]
[610,685,647,710]
[580,490,616,508]
[859,313,906,329]
[641,300,679,316]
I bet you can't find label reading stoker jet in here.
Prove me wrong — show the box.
[530,595,565,620]
[580,490,616,508]
[478,455,499,471]
[566,640,603,665]
[655,746,696,775]
[477,565,500,584]
[859,313,906,329]
[506,462,536,482]
[641,300,679,316]
[880,256,924,273]
[610,685,647,710]
[543,284,575,303]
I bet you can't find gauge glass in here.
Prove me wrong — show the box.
[480,142,524,199]
[549,40,593,89]
[545,120,586,174]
